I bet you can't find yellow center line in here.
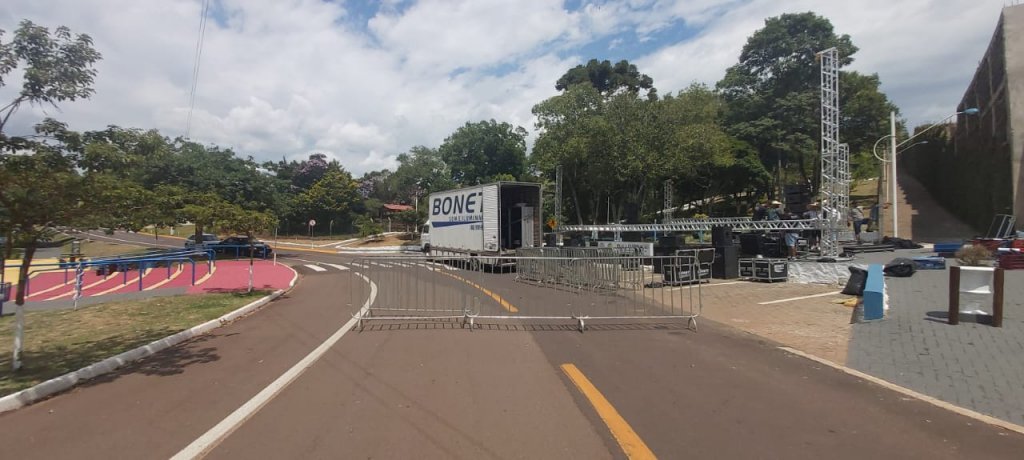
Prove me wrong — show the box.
[437,270,519,313]
[560,363,657,460]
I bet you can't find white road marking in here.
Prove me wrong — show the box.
[171,274,378,460]
[324,263,349,271]
[304,264,327,272]
[668,281,745,291]
[757,291,842,305]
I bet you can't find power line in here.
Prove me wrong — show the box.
[186,0,211,138]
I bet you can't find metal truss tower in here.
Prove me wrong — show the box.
[818,47,845,258]
[663,179,673,221]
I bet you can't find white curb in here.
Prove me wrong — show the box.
[0,265,300,414]
[778,346,1024,436]
[336,246,421,253]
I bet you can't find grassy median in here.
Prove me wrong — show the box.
[0,291,270,397]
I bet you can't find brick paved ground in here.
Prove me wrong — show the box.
[848,167,1024,425]
[847,266,1024,425]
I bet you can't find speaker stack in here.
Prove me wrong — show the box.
[784,184,812,215]
[712,226,739,279]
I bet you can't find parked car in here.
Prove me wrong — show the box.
[185,233,220,249]
[213,236,273,257]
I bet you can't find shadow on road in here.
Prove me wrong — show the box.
[80,334,221,387]
[925,310,994,325]
[356,320,697,333]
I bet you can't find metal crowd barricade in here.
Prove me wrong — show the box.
[348,255,481,330]
[348,252,704,332]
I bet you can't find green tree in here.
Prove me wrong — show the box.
[391,146,453,201]
[292,170,361,235]
[531,84,606,224]
[0,20,101,371]
[393,209,425,233]
[556,59,656,99]
[0,20,102,137]
[217,207,278,293]
[439,120,527,184]
[718,12,859,194]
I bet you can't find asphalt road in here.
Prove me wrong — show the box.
[1,232,1022,459]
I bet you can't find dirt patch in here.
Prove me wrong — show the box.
[693,281,854,365]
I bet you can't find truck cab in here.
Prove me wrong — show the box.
[420,223,431,253]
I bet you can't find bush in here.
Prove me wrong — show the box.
[357,217,383,238]
[956,245,992,266]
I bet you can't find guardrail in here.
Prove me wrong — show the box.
[347,253,704,332]
[560,219,823,232]
[18,249,217,306]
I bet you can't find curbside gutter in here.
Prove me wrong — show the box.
[779,346,1024,436]
[0,265,300,415]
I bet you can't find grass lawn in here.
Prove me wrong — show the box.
[62,238,154,258]
[146,224,195,238]
[850,178,881,208]
[0,291,269,397]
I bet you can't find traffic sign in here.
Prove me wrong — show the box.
[309,219,316,227]
[547,218,557,229]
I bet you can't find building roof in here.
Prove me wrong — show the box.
[382,203,414,212]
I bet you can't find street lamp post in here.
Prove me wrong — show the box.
[874,108,979,238]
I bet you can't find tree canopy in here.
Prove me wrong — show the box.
[717,12,895,193]
[439,119,528,185]
[556,59,656,99]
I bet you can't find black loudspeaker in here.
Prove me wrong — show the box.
[739,233,764,255]
[658,235,682,248]
[711,226,733,246]
[664,264,710,285]
[712,245,739,279]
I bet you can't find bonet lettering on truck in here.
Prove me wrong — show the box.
[425,182,542,258]
[431,191,482,229]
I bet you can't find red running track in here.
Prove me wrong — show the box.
[21,260,291,303]
[187,260,294,294]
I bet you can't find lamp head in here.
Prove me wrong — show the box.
[963,107,980,115]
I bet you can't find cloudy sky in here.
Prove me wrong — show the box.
[0,0,1014,175]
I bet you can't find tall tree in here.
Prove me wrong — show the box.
[556,59,656,99]
[439,120,527,185]
[717,12,858,194]
[292,170,361,235]
[217,207,278,293]
[391,146,453,202]
[0,20,102,137]
[0,21,101,371]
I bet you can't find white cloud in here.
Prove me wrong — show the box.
[0,0,1016,177]
[638,0,1010,128]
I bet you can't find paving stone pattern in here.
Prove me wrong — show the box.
[847,267,1024,425]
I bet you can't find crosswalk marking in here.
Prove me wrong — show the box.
[305,264,327,272]
[324,263,349,271]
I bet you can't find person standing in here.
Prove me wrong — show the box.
[803,202,822,251]
[848,205,870,244]
[767,200,782,221]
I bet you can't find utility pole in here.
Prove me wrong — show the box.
[890,111,899,238]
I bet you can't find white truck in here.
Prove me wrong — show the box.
[420,182,542,261]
